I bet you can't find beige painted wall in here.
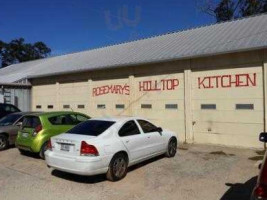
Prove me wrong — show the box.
[58,81,90,112]
[192,66,263,148]
[91,78,131,117]
[132,73,185,141]
[31,49,267,148]
[32,84,58,111]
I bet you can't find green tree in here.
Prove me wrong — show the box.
[201,0,267,22]
[0,40,4,56]
[0,38,51,68]
[241,0,267,17]
[214,0,235,22]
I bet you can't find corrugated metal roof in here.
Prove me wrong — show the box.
[0,14,267,83]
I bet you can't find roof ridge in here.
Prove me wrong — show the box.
[0,13,267,83]
[44,13,267,57]
[1,12,265,69]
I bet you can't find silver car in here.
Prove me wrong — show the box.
[0,112,37,150]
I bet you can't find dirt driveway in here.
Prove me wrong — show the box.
[0,144,262,200]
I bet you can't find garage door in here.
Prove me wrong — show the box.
[32,84,57,111]
[91,78,130,117]
[191,66,264,148]
[133,73,184,141]
[58,82,90,114]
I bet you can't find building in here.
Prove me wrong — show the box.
[0,81,31,111]
[0,14,267,148]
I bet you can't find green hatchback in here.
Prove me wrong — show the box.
[15,111,90,159]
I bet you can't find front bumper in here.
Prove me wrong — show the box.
[45,151,109,176]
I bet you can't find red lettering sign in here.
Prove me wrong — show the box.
[139,79,180,92]
[93,84,130,96]
[198,73,256,89]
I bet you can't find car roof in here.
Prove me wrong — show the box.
[0,103,17,106]
[23,111,88,117]
[91,116,146,122]
[9,112,41,116]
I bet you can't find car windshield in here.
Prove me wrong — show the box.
[0,114,22,126]
[67,120,115,136]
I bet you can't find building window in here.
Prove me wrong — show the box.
[97,104,106,109]
[116,104,125,109]
[141,104,152,109]
[63,105,70,109]
[236,104,254,110]
[201,104,216,110]
[36,105,42,109]
[165,104,178,109]
[47,105,54,109]
[77,105,85,109]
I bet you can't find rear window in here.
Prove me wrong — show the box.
[0,104,20,112]
[22,116,41,128]
[48,114,89,125]
[67,120,115,136]
[10,105,20,112]
[0,114,22,126]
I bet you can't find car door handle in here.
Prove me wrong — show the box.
[147,136,151,139]
[125,140,130,143]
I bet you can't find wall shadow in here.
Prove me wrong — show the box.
[220,176,257,200]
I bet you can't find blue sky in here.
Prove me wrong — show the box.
[0,0,215,56]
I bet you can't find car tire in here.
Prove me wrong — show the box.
[165,137,177,158]
[0,134,8,151]
[39,141,48,159]
[106,153,128,182]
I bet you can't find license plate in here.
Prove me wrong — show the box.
[21,132,29,138]
[60,144,70,152]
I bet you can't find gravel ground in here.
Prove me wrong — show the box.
[0,144,262,200]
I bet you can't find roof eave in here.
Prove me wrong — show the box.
[27,46,267,80]
[0,82,32,88]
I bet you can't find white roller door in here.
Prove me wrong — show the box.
[91,78,130,117]
[133,73,184,141]
[191,66,264,148]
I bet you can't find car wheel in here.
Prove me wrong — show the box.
[0,134,8,150]
[106,153,128,182]
[39,141,48,159]
[166,137,177,158]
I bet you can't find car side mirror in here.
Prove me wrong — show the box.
[259,163,262,170]
[16,122,22,127]
[156,127,163,134]
[259,132,267,143]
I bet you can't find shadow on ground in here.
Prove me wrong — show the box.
[52,170,107,184]
[220,176,257,200]
[249,156,264,161]
[51,155,166,184]
[20,151,41,159]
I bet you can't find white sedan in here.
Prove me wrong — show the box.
[45,117,178,181]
